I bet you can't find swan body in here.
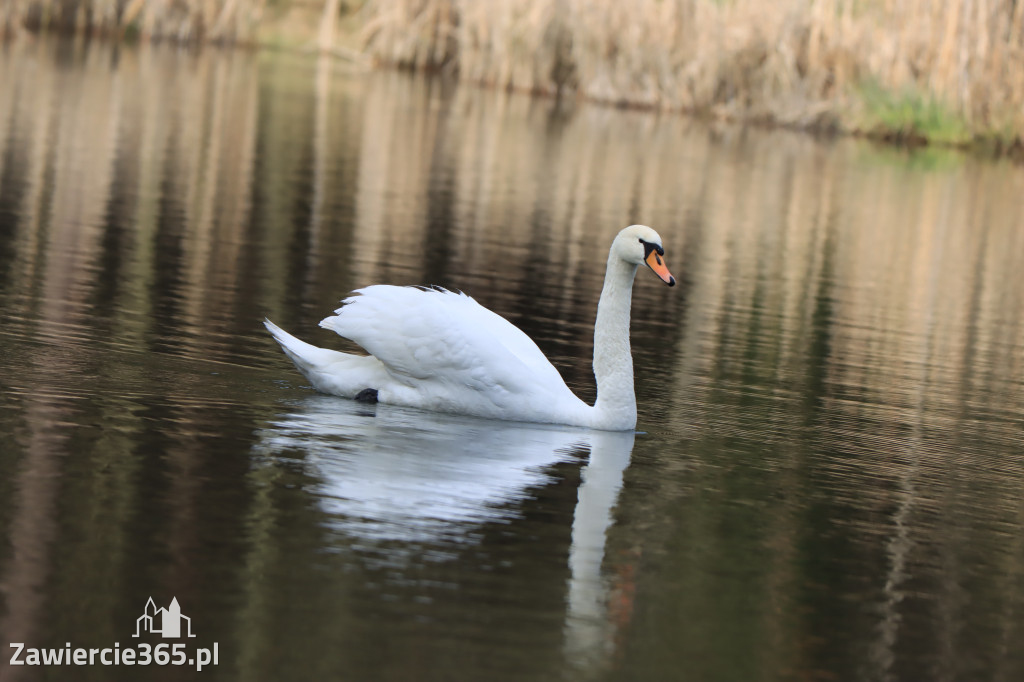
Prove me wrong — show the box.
[265,225,674,431]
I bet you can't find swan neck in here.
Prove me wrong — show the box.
[591,253,638,429]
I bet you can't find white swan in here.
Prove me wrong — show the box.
[264,224,675,431]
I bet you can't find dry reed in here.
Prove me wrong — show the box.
[2,0,268,44]
[6,0,1024,141]
[358,0,1024,138]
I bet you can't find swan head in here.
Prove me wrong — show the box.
[614,225,675,286]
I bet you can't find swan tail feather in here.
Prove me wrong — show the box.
[264,318,339,369]
[263,319,383,398]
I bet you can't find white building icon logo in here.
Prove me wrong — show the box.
[132,597,196,638]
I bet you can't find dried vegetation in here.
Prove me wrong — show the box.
[359,0,1024,143]
[5,0,1024,145]
[1,0,267,44]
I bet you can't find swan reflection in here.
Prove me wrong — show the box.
[254,397,633,541]
[253,396,634,669]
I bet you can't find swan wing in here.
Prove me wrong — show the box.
[319,286,573,402]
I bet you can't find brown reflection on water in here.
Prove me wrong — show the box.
[601,136,1024,678]
[0,36,1022,682]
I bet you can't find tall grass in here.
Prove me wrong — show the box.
[358,0,1024,139]
[2,0,267,44]
[6,0,1024,141]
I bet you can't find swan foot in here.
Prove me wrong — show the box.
[354,388,379,404]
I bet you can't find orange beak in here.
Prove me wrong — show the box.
[645,249,676,286]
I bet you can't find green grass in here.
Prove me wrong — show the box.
[857,80,971,146]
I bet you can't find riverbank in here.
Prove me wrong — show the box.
[4,0,1024,156]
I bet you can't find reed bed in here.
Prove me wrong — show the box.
[358,0,1024,141]
[2,0,268,44]
[5,0,1024,143]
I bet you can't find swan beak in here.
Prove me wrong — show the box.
[645,250,676,286]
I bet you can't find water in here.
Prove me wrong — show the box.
[1,38,1023,682]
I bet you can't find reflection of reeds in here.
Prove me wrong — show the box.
[361,0,1024,137]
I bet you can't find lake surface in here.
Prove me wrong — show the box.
[1,38,1023,682]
